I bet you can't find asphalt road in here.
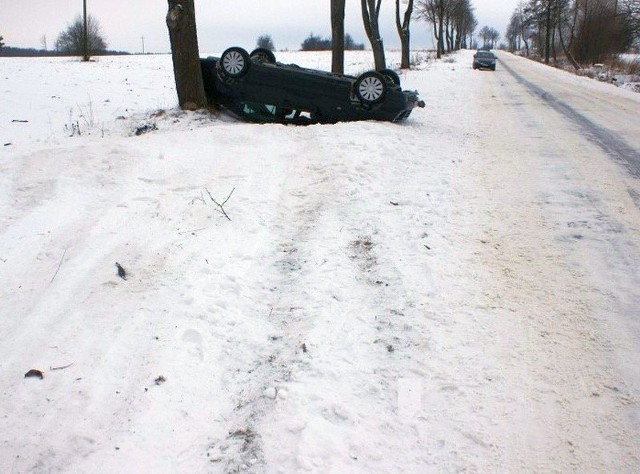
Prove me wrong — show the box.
[462,50,640,471]
[499,53,640,178]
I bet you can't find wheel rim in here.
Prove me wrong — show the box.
[358,76,384,102]
[223,51,245,75]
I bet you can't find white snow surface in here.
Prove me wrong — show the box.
[1,50,640,473]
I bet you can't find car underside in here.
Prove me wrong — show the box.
[200,47,425,125]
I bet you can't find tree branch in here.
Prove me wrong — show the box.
[205,187,235,221]
[50,248,68,284]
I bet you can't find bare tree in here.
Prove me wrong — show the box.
[454,0,476,49]
[361,0,387,70]
[396,0,414,68]
[331,0,346,73]
[514,0,633,65]
[435,0,447,56]
[623,0,640,39]
[256,34,275,51]
[55,15,107,57]
[555,0,581,69]
[478,25,499,48]
[543,0,553,63]
[166,0,206,110]
[345,33,366,49]
[416,0,449,58]
[572,0,632,62]
[301,33,332,50]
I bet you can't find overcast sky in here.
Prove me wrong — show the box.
[2,0,518,54]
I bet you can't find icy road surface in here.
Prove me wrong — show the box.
[1,50,639,473]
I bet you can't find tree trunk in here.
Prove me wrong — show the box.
[545,0,552,63]
[166,0,206,110]
[558,12,581,70]
[395,0,414,69]
[432,19,442,58]
[361,0,387,70]
[331,0,346,74]
[438,13,445,58]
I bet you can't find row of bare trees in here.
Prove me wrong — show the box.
[415,0,478,58]
[338,0,478,68]
[505,0,637,66]
[330,0,415,72]
[478,26,500,49]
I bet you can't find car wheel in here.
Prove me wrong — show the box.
[250,48,276,64]
[379,68,401,86]
[220,47,250,78]
[354,71,387,105]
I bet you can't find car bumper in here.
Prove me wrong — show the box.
[474,61,496,69]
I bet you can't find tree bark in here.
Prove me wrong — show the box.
[166,0,206,110]
[544,0,552,64]
[558,1,581,70]
[438,11,445,57]
[396,0,414,69]
[361,0,387,70]
[331,0,346,74]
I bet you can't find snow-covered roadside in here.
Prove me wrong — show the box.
[1,50,640,473]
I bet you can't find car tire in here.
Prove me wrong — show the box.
[250,48,276,64]
[379,68,401,86]
[354,71,387,105]
[220,47,251,78]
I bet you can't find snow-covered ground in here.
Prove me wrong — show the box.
[1,50,640,473]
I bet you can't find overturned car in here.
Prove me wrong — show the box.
[200,47,425,125]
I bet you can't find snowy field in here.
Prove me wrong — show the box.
[2,50,640,473]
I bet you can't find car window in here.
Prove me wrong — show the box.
[238,102,313,124]
[240,102,278,120]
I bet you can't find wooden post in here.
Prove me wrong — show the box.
[166,0,206,110]
[83,0,89,61]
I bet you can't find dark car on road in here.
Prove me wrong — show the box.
[200,47,425,125]
[472,50,497,70]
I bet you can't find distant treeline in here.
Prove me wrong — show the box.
[300,33,365,51]
[0,46,130,57]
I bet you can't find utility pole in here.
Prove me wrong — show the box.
[141,35,145,54]
[82,0,89,61]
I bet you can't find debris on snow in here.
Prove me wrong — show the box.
[24,369,44,379]
[115,262,127,280]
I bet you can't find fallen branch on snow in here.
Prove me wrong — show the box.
[50,248,68,283]
[205,187,235,221]
[50,363,74,371]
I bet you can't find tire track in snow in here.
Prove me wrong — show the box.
[207,129,353,473]
[499,59,640,179]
